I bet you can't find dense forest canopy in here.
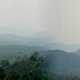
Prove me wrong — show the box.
[0,52,48,80]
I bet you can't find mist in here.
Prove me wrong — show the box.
[0,0,80,51]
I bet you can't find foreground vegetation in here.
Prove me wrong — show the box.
[0,52,48,80]
[0,51,80,80]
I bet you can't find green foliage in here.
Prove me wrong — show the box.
[0,60,10,69]
[0,52,48,80]
[0,67,6,80]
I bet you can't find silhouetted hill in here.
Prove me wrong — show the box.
[44,50,80,76]
[0,45,45,60]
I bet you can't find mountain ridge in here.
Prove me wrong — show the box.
[45,50,80,76]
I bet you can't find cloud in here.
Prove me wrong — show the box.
[0,0,80,45]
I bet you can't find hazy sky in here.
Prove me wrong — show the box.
[0,0,80,45]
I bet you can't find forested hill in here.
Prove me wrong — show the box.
[0,45,80,76]
[45,50,80,76]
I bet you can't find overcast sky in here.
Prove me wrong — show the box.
[0,0,80,45]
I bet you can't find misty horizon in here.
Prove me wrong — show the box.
[0,0,80,46]
[0,1,80,79]
[0,33,79,52]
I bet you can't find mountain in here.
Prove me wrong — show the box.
[75,49,80,54]
[0,33,80,51]
[0,33,55,48]
[0,33,31,45]
[43,50,80,76]
[1,33,80,76]
[0,45,45,59]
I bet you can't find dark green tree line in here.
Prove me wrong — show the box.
[0,52,48,80]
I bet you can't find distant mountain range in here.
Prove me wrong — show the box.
[0,45,45,59]
[44,50,80,76]
[0,44,80,76]
[0,33,80,76]
[0,33,55,48]
[0,33,32,45]
[0,33,80,51]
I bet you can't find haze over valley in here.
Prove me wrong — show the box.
[0,0,80,79]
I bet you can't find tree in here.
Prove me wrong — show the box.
[0,52,48,80]
[0,67,6,80]
[6,71,19,80]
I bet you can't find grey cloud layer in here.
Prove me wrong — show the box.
[0,0,80,44]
